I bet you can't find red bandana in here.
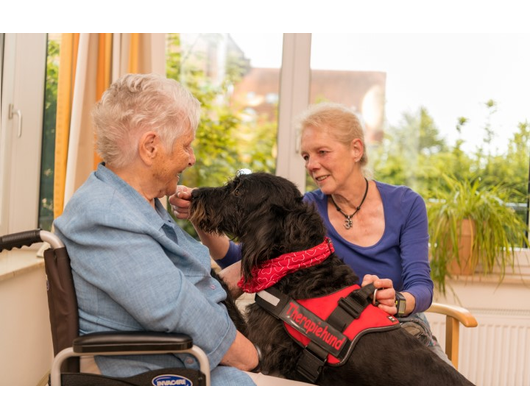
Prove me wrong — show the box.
[238,238,335,293]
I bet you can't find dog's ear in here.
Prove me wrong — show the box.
[270,203,292,217]
[240,209,284,281]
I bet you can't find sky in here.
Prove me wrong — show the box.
[230,33,530,154]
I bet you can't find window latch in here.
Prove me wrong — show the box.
[8,104,22,138]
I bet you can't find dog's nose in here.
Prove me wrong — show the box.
[191,189,200,199]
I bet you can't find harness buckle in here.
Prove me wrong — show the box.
[297,343,327,383]
[338,295,365,318]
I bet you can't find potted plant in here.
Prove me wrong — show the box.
[426,174,529,293]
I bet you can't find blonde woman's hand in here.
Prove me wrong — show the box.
[362,274,397,316]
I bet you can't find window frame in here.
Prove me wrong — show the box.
[275,33,311,191]
[0,33,47,235]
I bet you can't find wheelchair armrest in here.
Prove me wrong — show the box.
[73,331,193,353]
[52,332,211,386]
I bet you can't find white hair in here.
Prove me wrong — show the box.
[92,73,201,167]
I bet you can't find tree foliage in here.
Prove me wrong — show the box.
[371,103,529,213]
[39,38,60,231]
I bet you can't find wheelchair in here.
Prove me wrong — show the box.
[1,229,210,386]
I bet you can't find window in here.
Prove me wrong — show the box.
[3,32,529,256]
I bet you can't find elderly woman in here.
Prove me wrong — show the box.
[173,102,446,362]
[54,73,258,386]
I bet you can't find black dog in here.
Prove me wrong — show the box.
[191,173,473,386]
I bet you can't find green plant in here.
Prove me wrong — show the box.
[427,175,529,293]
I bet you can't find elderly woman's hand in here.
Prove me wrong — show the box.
[218,261,244,300]
[362,274,397,316]
[169,186,194,220]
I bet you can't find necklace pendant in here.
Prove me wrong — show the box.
[344,218,353,229]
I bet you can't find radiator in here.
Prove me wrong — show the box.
[426,309,530,386]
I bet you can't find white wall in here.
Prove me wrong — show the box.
[0,259,53,385]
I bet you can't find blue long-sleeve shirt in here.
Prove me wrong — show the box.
[54,163,254,385]
[218,180,433,314]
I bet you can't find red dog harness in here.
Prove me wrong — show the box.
[256,283,400,383]
[247,238,401,383]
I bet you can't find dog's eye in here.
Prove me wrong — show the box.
[232,180,243,196]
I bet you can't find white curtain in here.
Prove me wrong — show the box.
[54,33,166,219]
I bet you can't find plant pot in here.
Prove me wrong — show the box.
[448,219,478,275]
